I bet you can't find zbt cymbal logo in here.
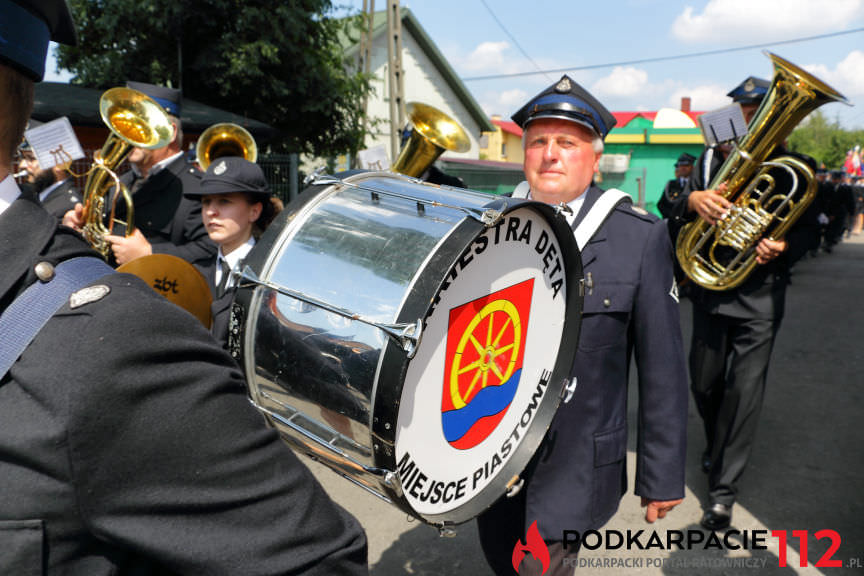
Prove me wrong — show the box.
[441,279,534,449]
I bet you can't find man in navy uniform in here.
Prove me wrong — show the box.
[476,75,688,575]
[64,82,215,266]
[657,152,695,219]
[669,76,811,531]
[0,2,367,574]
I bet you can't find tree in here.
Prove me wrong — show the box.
[57,0,374,158]
[788,110,864,170]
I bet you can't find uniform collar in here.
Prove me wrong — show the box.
[38,178,68,202]
[0,174,20,217]
[218,236,256,273]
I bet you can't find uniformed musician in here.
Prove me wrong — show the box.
[657,152,695,219]
[185,156,283,348]
[476,75,688,576]
[64,82,216,266]
[0,2,368,573]
[670,76,813,531]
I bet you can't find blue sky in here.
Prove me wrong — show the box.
[46,0,864,129]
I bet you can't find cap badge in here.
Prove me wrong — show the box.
[555,77,572,94]
[743,79,755,93]
[214,160,227,175]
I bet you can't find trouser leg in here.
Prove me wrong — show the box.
[689,307,730,456]
[708,315,780,506]
[477,491,580,576]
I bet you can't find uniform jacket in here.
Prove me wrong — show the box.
[40,178,81,219]
[524,186,688,538]
[0,192,368,575]
[657,177,688,219]
[666,146,812,320]
[195,256,234,350]
[114,155,216,264]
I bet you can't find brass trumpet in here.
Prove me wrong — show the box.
[82,87,173,258]
[676,52,849,291]
[195,123,257,171]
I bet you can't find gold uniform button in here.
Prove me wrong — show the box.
[603,298,611,307]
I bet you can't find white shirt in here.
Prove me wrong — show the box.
[520,184,588,228]
[38,178,73,203]
[131,151,185,180]
[215,236,256,289]
[0,175,21,218]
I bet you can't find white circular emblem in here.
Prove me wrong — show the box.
[214,160,227,175]
[395,207,567,518]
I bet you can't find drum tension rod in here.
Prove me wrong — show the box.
[311,175,506,228]
[238,266,424,358]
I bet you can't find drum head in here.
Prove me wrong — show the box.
[382,202,582,525]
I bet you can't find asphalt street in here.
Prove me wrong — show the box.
[303,234,864,575]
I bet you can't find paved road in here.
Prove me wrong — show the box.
[303,235,864,575]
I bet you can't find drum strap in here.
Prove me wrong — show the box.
[572,188,631,250]
[0,257,114,380]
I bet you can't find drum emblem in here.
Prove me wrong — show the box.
[441,279,534,449]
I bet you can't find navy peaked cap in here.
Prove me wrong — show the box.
[1,0,77,81]
[187,156,270,198]
[727,76,770,104]
[126,81,182,116]
[511,75,616,139]
[675,153,696,166]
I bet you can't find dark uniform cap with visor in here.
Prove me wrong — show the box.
[675,153,696,167]
[126,81,183,117]
[0,0,77,81]
[186,156,270,199]
[511,74,617,140]
[727,76,770,105]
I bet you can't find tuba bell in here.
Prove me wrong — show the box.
[195,123,257,171]
[676,52,849,291]
[391,102,470,177]
[82,87,174,258]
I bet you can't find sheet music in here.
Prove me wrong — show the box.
[24,117,85,169]
[697,103,749,147]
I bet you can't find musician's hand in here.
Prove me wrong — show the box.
[755,237,787,264]
[642,497,684,523]
[62,203,85,231]
[687,186,731,225]
[105,229,152,265]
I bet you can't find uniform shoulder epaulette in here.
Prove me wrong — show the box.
[615,202,658,223]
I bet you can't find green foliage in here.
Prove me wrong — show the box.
[788,110,864,170]
[57,0,375,157]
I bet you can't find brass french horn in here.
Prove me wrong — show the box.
[391,102,470,177]
[676,52,849,291]
[195,123,257,171]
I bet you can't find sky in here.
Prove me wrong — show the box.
[46,0,864,129]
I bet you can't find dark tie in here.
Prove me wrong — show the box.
[216,259,231,297]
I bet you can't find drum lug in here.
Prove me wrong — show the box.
[480,208,503,227]
[554,201,575,219]
[383,470,404,498]
[437,525,458,538]
[505,475,524,498]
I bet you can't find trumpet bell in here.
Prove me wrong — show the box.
[99,87,174,150]
[196,123,258,171]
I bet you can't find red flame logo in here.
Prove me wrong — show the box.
[512,520,550,574]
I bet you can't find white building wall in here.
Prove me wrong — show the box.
[362,29,482,164]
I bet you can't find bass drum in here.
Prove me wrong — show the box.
[232,171,582,527]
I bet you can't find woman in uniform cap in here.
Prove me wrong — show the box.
[185,156,282,347]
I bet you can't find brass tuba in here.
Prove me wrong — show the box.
[82,87,174,258]
[195,123,257,171]
[391,102,470,177]
[676,52,849,291]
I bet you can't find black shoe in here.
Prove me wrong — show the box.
[701,503,732,531]
[700,451,711,474]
